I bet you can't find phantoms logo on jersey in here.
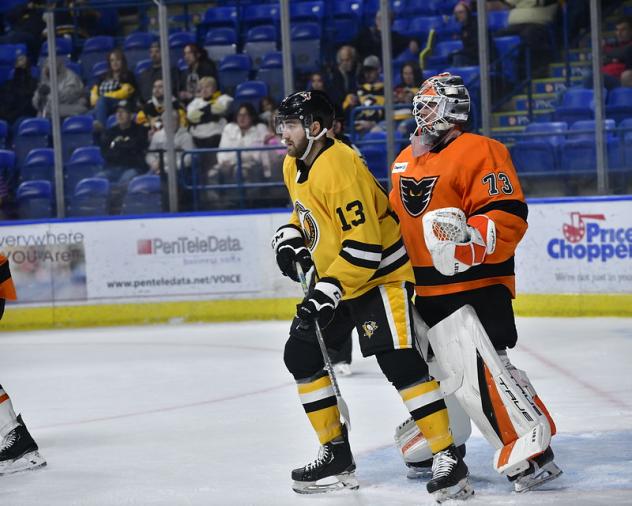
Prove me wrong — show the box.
[547,211,632,262]
[399,176,438,217]
[295,201,319,251]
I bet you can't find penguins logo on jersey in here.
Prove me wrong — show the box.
[295,201,319,251]
[400,176,438,217]
[362,321,378,338]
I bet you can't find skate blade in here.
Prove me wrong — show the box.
[432,478,475,503]
[292,471,359,494]
[514,462,562,493]
[406,466,432,480]
[0,450,47,476]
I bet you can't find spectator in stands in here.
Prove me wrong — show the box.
[343,55,385,135]
[0,1,46,63]
[32,57,87,119]
[178,44,218,104]
[186,76,233,153]
[488,0,559,77]
[91,49,137,130]
[100,100,148,190]
[136,78,186,130]
[394,62,422,122]
[146,109,194,175]
[450,0,479,66]
[0,51,37,129]
[352,10,420,62]
[580,16,632,90]
[259,95,277,128]
[136,41,179,103]
[328,45,359,108]
[309,71,327,92]
[216,102,271,184]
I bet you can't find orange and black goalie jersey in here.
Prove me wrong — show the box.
[0,254,16,301]
[283,138,413,300]
[388,132,528,298]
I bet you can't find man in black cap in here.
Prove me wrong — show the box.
[99,100,149,209]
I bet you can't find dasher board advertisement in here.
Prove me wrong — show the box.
[516,197,632,294]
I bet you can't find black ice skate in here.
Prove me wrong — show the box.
[508,446,562,493]
[406,444,467,480]
[426,444,474,503]
[0,415,46,476]
[291,425,358,494]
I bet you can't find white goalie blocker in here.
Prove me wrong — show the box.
[394,310,472,472]
[427,305,556,477]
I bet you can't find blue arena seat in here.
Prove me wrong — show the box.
[404,16,446,39]
[555,88,599,124]
[493,36,521,83]
[0,119,7,149]
[22,148,55,183]
[124,32,157,70]
[392,18,409,35]
[606,87,632,125]
[332,1,363,44]
[201,6,239,32]
[80,36,115,80]
[39,37,72,60]
[121,175,162,215]
[427,40,464,68]
[218,54,253,95]
[134,58,152,78]
[242,4,281,35]
[233,80,269,112]
[620,118,632,168]
[89,60,108,87]
[67,177,110,217]
[561,119,619,172]
[291,23,321,74]
[17,180,54,219]
[15,118,51,168]
[244,25,277,70]
[290,1,325,25]
[257,51,284,102]
[62,115,94,163]
[359,131,388,179]
[204,27,238,65]
[64,146,105,196]
[511,122,567,174]
[488,10,510,32]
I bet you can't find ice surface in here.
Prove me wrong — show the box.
[0,317,631,505]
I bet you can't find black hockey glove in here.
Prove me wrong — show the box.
[271,224,313,282]
[296,278,343,330]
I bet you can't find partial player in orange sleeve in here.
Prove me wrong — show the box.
[0,255,46,475]
[388,73,562,494]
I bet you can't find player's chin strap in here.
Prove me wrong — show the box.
[299,127,328,161]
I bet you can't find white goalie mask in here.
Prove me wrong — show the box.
[410,73,470,156]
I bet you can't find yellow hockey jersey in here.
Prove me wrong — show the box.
[282,138,413,300]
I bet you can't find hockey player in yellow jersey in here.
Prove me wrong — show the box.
[271,90,473,502]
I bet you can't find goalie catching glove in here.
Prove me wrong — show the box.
[271,224,314,282]
[422,207,496,276]
[296,278,343,329]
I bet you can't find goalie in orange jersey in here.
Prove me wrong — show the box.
[389,73,562,493]
[0,255,46,476]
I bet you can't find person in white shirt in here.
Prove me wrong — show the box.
[186,76,233,150]
[215,102,272,207]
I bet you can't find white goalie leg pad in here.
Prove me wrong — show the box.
[427,305,552,477]
[395,308,472,469]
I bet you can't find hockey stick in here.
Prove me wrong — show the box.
[296,263,351,431]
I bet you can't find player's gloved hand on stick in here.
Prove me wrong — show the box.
[296,278,343,329]
[271,224,313,282]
